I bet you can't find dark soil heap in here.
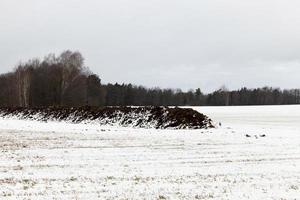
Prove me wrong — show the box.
[0,107,214,129]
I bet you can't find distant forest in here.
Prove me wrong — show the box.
[0,51,299,107]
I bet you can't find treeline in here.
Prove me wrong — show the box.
[0,51,105,107]
[0,51,300,107]
[206,86,300,106]
[104,84,300,106]
[104,84,205,106]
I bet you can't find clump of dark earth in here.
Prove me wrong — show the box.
[245,134,267,138]
[0,107,214,129]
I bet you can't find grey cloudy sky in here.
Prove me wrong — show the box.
[1,0,300,92]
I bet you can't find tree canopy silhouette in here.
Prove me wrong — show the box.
[0,51,299,107]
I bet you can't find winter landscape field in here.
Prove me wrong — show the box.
[0,105,299,200]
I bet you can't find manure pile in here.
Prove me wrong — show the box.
[0,107,214,129]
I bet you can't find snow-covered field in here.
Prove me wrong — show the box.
[0,105,299,200]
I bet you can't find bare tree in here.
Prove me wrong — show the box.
[59,50,85,105]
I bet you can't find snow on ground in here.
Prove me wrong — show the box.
[0,105,299,199]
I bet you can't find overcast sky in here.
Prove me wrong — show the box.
[1,0,300,92]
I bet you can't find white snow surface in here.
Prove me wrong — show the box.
[0,105,299,199]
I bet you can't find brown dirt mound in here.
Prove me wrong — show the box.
[0,107,214,129]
